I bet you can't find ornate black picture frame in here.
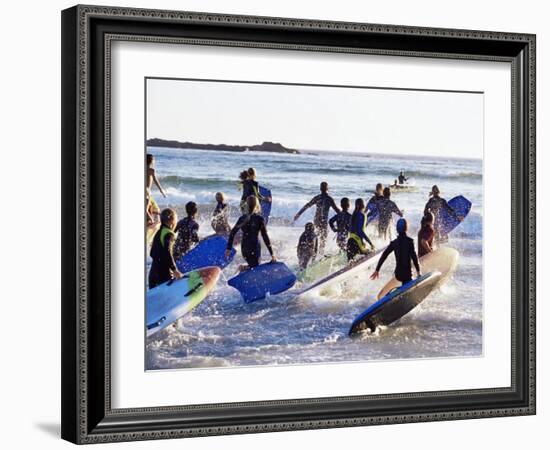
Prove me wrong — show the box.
[61,4,536,444]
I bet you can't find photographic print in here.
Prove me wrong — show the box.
[144,78,483,371]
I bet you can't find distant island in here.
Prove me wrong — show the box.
[147,138,300,154]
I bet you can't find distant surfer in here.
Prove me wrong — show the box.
[329,197,352,251]
[424,185,462,242]
[297,222,319,269]
[370,218,420,284]
[226,195,276,272]
[146,154,167,223]
[173,201,200,261]
[398,171,408,185]
[377,187,403,241]
[366,183,384,220]
[346,198,375,262]
[294,181,341,255]
[211,192,231,236]
[148,208,184,289]
[418,212,435,257]
[239,167,271,213]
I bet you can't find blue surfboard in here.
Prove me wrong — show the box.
[259,186,272,224]
[349,271,442,335]
[176,235,236,273]
[228,262,297,303]
[366,203,379,225]
[438,195,472,236]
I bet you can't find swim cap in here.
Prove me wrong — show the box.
[396,218,407,234]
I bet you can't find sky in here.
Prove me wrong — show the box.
[146,78,483,159]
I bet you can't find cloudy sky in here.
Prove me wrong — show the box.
[146,78,483,159]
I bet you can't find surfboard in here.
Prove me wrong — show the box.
[259,186,272,224]
[366,203,379,225]
[146,267,221,337]
[297,252,347,284]
[295,247,385,299]
[438,195,472,236]
[376,247,459,300]
[389,183,418,192]
[146,222,160,249]
[349,271,442,335]
[176,235,236,273]
[228,262,297,303]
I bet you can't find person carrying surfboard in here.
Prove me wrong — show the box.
[329,197,352,251]
[146,154,167,222]
[173,202,200,261]
[239,167,271,213]
[424,185,463,243]
[377,187,403,241]
[293,181,341,255]
[211,192,231,236]
[366,183,384,220]
[346,198,375,261]
[418,212,435,257]
[148,208,184,289]
[370,218,420,285]
[297,222,319,269]
[226,195,276,272]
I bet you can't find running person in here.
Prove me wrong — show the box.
[418,212,435,258]
[146,154,167,222]
[346,198,375,262]
[294,181,340,255]
[424,185,462,242]
[211,192,231,236]
[370,218,420,285]
[297,222,318,269]
[226,195,276,271]
[377,187,403,241]
[366,183,384,220]
[239,167,271,213]
[328,197,352,251]
[173,201,200,261]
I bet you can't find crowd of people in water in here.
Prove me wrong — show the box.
[146,153,462,290]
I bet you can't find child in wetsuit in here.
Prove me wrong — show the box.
[297,222,318,269]
[148,208,184,289]
[346,198,375,262]
[377,187,403,241]
[226,195,276,271]
[370,218,420,284]
[424,185,462,243]
[239,167,271,213]
[418,212,435,258]
[211,192,231,236]
[329,197,352,251]
[366,183,384,220]
[294,181,341,256]
[173,201,200,261]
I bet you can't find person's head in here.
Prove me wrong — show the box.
[354,198,365,212]
[160,208,177,230]
[341,197,350,211]
[320,181,329,193]
[305,222,315,233]
[375,183,383,195]
[430,185,440,197]
[247,167,257,180]
[239,170,249,181]
[246,195,260,215]
[185,201,198,218]
[215,192,225,204]
[383,187,391,199]
[146,154,154,167]
[394,179,398,185]
[396,218,408,235]
[421,212,434,228]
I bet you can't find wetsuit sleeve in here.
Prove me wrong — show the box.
[330,196,341,214]
[227,217,244,250]
[375,242,394,272]
[391,201,403,216]
[166,234,177,272]
[259,219,274,256]
[410,240,420,273]
[295,195,317,219]
[329,214,338,232]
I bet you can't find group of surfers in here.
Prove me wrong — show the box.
[146,153,462,291]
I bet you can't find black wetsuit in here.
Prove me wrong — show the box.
[346,210,374,261]
[211,202,231,235]
[376,198,402,239]
[366,194,383,219]
[375,233,420,283]
[398,174,407,184]
[329,210,352,250]
[227,213,273,268]
[297,229,318,269]
[424,196,456,240]
[295,193,340,254]
[149,226,178,289]
[174,217,199,260]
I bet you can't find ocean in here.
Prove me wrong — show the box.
[146,146,483,370]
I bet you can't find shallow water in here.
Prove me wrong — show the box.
[146,147,483,370]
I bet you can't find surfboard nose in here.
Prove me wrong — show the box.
[199,266,221,289]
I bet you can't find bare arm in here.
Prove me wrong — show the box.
[330,197,341,214]
[152,169,166,197]
[328,214,338,232]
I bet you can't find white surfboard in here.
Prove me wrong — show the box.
[376,246,459,300]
